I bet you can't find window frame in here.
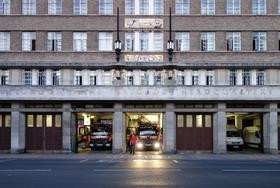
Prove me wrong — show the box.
[0,32,10,51]
[0,0,10,15]
[99,0,113,15]
[48,0,62,15]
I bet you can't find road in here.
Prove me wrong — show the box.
[0,154,280,188]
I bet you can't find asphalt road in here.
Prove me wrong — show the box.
[1,154,280,188]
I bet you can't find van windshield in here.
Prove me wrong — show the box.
[227,131,241,137]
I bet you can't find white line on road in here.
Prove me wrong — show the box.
[79,159,89,163]
[223,169,280,172]
[0,169,51,172]
[0,159,16,163]
[93,169,181,172]
[172,160,179,164]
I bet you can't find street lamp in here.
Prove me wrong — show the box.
[167,7,174,63]
[115,7,122,63]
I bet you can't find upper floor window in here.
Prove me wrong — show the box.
[0,32,10,51]
[201,32,215,51]
[99,0,113,15]
[140,0,149,15]
[126,72,134,86]
[139,32,149,51]
[89,72,97,85]
[192,71,199,85]
[125,0,135,15]
[140,72,148,85]
[48,32,62,51]
[176,0,190,15]
[257,70,265,86]
[226,32,241,52]
[278,0,280,14]
[201,0,215,15]
[22,32,36,51]
[154,71,162,86]
[52,70,60,86]
[175,32,190,51]
[73,32,87,51]
[99,32,112,51]
[125,0,163,15]
[22,0,36,15]
[206,71,214,86]
[253,32,267,51]
[73,0,87,15]
[24,70,32,85]
[48,0,62,15]
[0,0,10,15]
[177,71,185,85]
[153,32,163,51]
[0,70,9,85]
[154,0,163,15]
[227,0,240,15]
[38,70,46,86]
[125,32,134,51]
[242,70,251,86]
[74,71,82,85]
[229,70,237,86]
[252,0,266,15]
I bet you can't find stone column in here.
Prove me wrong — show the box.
[82,69,89,85]
[9,69,23,85]
[214,69,229,85]
[213,103,227,154]
[113,103,125,153]
[163,103,176,153]
[10,103,25,153]
[199,70,206,85]
[184,70,192,85]
[147,70,154,86]
[263,103,278,153]
[32,69,38,85]
[96,69,103,85]
[251,69,257,85]
[133,70,141,85]
[46,69,52,85]
[61,69,74,85]
[62,103,72,153]
[236,69,243,85]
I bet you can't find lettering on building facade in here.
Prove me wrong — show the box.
[125,55,163,62]
[125,18,163,29]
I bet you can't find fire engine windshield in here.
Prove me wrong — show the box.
[139,129,157,136]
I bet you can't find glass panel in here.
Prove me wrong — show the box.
[27,115,34,127]
[205,115,212,127]
[196,115,203,128]
[55,114,62,127]
[186,115,193,127]
[36,115,43,127]
[46,115,52,127]
[177,115,184,128]
[0,114,2,127]
[5,114,10,127]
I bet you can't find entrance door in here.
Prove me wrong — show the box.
[176,113,213,150]
[26,114,62,150]
[0,114,11,150]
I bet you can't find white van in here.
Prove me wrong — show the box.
[226,125,244,150]
[243,127,261,149]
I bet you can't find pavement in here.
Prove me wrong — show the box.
[1,152,280,188]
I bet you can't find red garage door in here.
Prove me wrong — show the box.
[176,113,213,151]
[0,114,11,150]
[26,114,62,150]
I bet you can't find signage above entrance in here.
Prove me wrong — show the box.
[125,55,163,62]
[125,18,163,29]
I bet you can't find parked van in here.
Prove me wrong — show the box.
[243,127,261,149]
[226,125,244,150]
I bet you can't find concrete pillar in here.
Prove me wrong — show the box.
[163,103,176,153]
[251,69,257,85]
[62,103,72,153]
[147,70,154,86]
[61,69,74,85]
[133,70,141,85]
[214,69,229,85]
[31,69,38,85]
[9,69,23,85]
[236,69,243,85]
[10,103,25,153]
[82,69,89,85]
[199,70,206,85]
[46,69,52,85]
[184,70,192,85]
[265,69,280,85]
[113,103,125,153]
[263,103,278,153]
[213,103,227,154]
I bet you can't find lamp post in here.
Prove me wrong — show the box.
[114,7,122,63]
[167,7,174,63]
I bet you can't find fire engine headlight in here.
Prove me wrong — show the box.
[154,142,160,149]
[136,142,143,149]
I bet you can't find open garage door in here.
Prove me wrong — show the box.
[0,114,11,150]
[26,114,62,150]
[176,113,213,151]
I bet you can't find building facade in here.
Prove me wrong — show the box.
[0,0,280,154]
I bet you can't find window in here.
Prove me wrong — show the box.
[177,71,185,85]
[154,71,162,85]
[99,0,113,15]
[5,114,10,127]
[186,115,193,127]
[140,32,149,51]
[175,32,190,51]
[252,0,266,15]
[201,32,215,51]
[196,115,203,128]
[0,115,2,127]
[192,71,199,85]
[242,70,251,86]
[177,115,184,127]
[206,71,214,86]
[103,72,112,85]
[176,0,190,15]
[48,0,62,15]
[90,75,97,85]
[99,32,112,51]
[229,70,237,86]
[257,70,265,86]
[46,115,52,127]
[125,32,134,51]
[73,0,87,15]
[0,0,10,15]
[205,115,212,127]
[253,32,267,51]
[36,115,43,127]
[139,0,149,15]
[0,32,10,51]
[27,115,34,127]
[52,70,60,85]
[153,32,163,51]
[22,0,36,15]
[55,115,62,127]
[0,70,9,85]
[201,0,215,15]
[126,75,134,85]
[227,32,241,52]
[140,72,148,85]
[74,71,82,85]
[38,70,46,86]
[154,0,163,15]
[73,32,87,51]
[24,70,32,85]
[125,0,135,15]
[227,0,240,15]
[47,32,62,51]
[22,32,36,51]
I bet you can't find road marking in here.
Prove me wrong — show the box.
[79,159,89,163]
[0,169,51,172]
[223,169,280,172]
[93,169,181,172]
[173,160,179,164]
[0,159,16,163]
